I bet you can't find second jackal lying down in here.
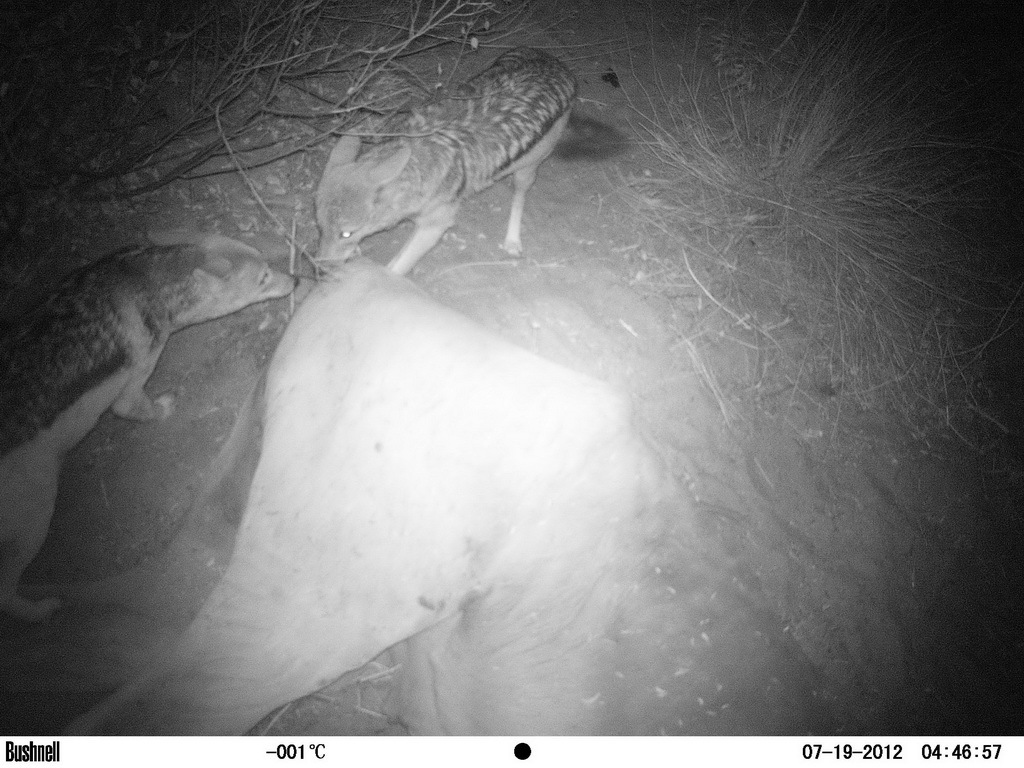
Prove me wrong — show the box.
[315,47,577,275]
[0,233,295,623]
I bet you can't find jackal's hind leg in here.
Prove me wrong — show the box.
[501,163,539,257]
[0,447,62,621]
[0,537,60,622]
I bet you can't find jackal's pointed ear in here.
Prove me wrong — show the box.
[201,254,234,277]
[190,266,221,291]
[147,230,262,261]
[324,135,362,175]
[368,143,412,187]
[196,234,262,261]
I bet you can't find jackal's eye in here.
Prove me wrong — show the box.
[341,231,353,239]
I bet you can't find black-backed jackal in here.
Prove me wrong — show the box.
[315,47,577,275]
[0,233,295,622]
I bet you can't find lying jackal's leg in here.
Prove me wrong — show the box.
[0,445,63,622]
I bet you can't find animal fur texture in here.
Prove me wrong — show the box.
[67,258,668,735]
[315,47,577,275]
[0,232,295,622]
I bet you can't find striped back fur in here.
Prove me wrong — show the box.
[0,234,294,623]
[416,47,577,193]
[315,47,577,275]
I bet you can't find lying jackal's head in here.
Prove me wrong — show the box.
[178,255,294,327]
[315,135,412,264]
[148,233,296,328]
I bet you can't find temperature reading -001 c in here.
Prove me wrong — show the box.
[268,743,327,759]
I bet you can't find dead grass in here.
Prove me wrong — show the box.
[618,5,1014,445]
[0,0,528,243]
[0,0,547,297]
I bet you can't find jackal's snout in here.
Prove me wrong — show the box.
[317,227,360,265]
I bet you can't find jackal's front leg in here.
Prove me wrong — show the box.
[111,347,175,421]
[387,203,459,276]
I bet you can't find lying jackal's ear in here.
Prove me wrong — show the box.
[194,234,262,260]
[147,230,262,260]
[323,135,362,175]
[200,254,234,277]
[190,266,222,292]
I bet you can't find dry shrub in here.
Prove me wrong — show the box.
[0,0,528,208]
[623,5,1006,443]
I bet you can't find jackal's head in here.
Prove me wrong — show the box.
[315,135,412,264]
[167,237,296,327]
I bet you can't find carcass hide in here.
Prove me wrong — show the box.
[68,259,667,735]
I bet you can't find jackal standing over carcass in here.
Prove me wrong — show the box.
[315,47,577,275]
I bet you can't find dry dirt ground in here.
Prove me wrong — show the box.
[1,25,1020,736]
